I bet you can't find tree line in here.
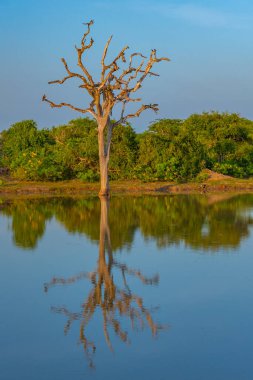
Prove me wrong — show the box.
[1,111,253,182]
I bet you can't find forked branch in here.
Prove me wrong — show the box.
[75,20,95,85]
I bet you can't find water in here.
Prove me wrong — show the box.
[0,194,253,380]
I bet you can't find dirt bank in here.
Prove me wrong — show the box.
[1,170,253,198]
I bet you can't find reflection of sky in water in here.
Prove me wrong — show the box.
[241,209,253,220]
[0,195,253,380]
[201,218,209,237]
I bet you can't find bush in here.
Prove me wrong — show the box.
[2,113,253,183]
[77,170,99,182]
[195,173,210,183]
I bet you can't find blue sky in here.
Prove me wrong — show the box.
[0,0,253,131]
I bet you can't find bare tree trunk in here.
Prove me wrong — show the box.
[98,123,112,197]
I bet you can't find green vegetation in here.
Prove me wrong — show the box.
[1,112,253,183]
[1,194,253,250]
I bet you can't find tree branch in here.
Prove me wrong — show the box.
[42,95,96,118]
[75,20,95,85]
[131,49,170,93]
[43,20,170,140]
[114,103,159,126]
[99,45,129,90]
[48,58,90,87]
[101,35,113,81]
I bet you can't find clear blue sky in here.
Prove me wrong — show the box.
[1,0,253,131]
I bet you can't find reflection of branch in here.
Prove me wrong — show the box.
[51,306,81,335]
[113,260,159,285]
[44,271,95,292]
[47,261,162,367]
[50,283,161,343]
[80,331,96,369]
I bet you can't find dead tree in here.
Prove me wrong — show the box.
[43,20,169,196]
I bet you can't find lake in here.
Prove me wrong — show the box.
[0,194,253,380]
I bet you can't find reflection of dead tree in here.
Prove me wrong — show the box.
[44,198,161,368]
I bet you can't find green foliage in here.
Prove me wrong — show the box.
[77,170,99,182]
[1,118,99,181]
[166,131,205,182]
[2,120,50,155]
[1,112,253,182]
[195,172,209,183]
[136,119,181,181]
[136,118,204,182]
[183,112,253,177]
[109,124,138,179]
[51,118,99,175]
[1,120,63,180]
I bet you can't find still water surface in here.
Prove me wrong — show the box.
[0,194,253,380]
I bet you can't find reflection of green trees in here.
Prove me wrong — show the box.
[1,194,253,251]
[137,195,206,247]
[52,198,100,242]
[0,200,53,249]
[136,195,253,250]
[54,197,138,251]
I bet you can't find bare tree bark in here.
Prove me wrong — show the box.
[42,20,169,196]
[98,122,112,196]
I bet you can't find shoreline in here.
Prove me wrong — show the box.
[1,177,253,198]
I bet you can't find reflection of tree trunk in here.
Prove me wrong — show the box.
[98,197,115,308]
[45,197,161,368]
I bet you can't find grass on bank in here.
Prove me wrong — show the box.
[1,170,253,197]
